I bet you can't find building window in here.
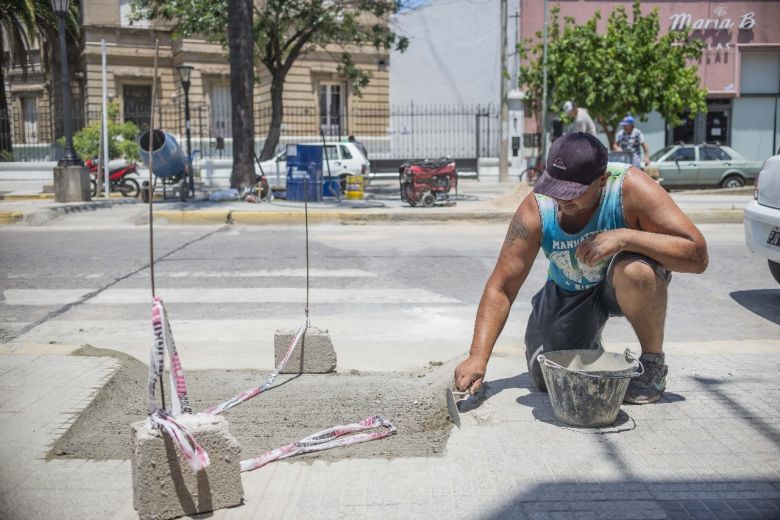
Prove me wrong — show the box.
[123,84,152,130]
[741,51,780,95]
[671,113,695,144]
[208,82,232,139]
[21,96,38,144]
[319,83,343,136]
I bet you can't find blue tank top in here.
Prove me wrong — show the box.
[534,162,629,292]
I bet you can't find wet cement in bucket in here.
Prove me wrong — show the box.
[50,346,456,462]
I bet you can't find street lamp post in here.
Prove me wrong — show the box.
[50,0,79,166]
[177,65,194,198]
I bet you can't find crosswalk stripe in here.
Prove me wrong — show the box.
[3,288,459,306]
[6,269,375,280]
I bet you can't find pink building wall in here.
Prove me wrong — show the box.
[519,1,780,131]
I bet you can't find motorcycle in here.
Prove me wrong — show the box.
[86,158,141,198]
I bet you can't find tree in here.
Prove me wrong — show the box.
[518,0,707,147]
[0,0,79,159]
[227,0,254,189]
[131,0,409,164]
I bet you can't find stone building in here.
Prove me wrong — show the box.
[5,0,391,159]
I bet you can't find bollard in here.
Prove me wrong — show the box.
[131,413,243,520]
[274,327,336,374]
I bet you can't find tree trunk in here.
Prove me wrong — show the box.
[228,0,255,190]
[0,37,14,160]
[260,70,285,161]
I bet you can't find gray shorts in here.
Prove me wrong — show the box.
[524,251,671,390]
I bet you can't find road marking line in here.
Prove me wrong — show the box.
[6,269,376,279]
[3,287,459,305]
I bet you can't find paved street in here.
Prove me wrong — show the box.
[1,221,778,370]
[1,200,780,519]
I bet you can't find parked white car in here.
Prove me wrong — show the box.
[744,153,780,284]
[256,142,370,190]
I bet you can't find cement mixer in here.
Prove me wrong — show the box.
[138,129,190,202]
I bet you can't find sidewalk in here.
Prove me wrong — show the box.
[1,340,778,519]
[0,178,752,227]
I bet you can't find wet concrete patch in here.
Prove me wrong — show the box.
[50,346,455,462]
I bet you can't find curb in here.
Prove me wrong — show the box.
[147,209,744,226]
[169,209,518,225]
[685,209,744,223]
[0,211,23,224]
[0,193,54,201]
[2,203,745,227]
[18,198,141,226]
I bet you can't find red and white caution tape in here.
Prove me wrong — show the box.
[239,415,397,472]
[146,299,395,473]
[204,321,307,416]
[147,297,192,416]
[148,409,210,472]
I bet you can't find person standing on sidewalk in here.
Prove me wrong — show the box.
[614,116,651,168]
[454,132,708,404]
[563,101,597,136]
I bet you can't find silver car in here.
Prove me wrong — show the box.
[646,144,763,189]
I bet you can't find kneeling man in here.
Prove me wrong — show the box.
[455,132,708,404]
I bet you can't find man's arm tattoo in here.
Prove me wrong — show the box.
[504,212,530,248]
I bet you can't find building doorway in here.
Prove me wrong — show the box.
[705,105,729,145]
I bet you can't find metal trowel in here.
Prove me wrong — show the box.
[446,388,471,428]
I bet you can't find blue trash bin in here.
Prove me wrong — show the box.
[323,177,341,198]
[286,144,323,202]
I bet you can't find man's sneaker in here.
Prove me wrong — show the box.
[624,352,668,404]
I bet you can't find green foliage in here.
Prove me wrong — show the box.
[130,0,408,94]
[64,102,140,161]
[518,0,707,145]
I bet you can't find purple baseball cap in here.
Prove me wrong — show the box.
[533,132,608,200]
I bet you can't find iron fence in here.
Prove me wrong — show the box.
[0,103,500,162]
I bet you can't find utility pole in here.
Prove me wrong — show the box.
[498,0,509,182]
[541,0,549,165]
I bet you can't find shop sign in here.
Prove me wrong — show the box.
[669,11,756,32]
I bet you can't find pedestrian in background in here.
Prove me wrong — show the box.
[563,101,597,136]
[348,135,368,159]
[614,116,651,168]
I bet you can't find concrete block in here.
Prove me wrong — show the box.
[274,326,336,374]
[131,413,243,520]
[53,165,91,202]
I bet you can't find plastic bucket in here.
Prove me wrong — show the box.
[538,349,641,428]
[345,175,365,200]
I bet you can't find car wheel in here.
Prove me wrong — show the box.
[769,260,780,285]
[720,175,745,189]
